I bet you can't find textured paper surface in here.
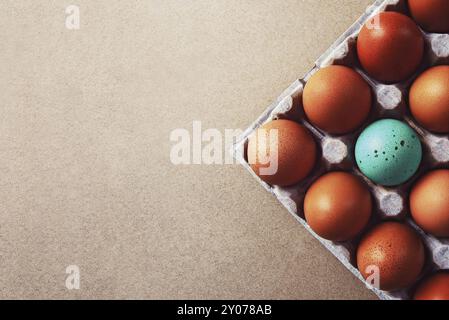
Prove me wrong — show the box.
[0,0,376,299]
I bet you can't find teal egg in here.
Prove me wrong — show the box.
[355,119,422,186]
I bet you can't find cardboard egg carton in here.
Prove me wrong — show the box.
[233,0,449,300]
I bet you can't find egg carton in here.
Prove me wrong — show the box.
[233,0,449,300]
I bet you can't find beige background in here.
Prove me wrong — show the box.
[0,0,377,299]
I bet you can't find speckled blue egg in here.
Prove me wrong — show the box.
[355,119,422,186]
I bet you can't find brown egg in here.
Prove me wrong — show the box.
[409,65,449,134]
[303,65,372,135]
[304,172,372,242]
[357,222,425,291]
[408,0,449,33]
[414,272,449,300]
[410,169,449,238]
[247,120,317,187]
[357,12,424,84]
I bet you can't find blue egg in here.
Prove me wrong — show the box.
[355,119,422,186]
